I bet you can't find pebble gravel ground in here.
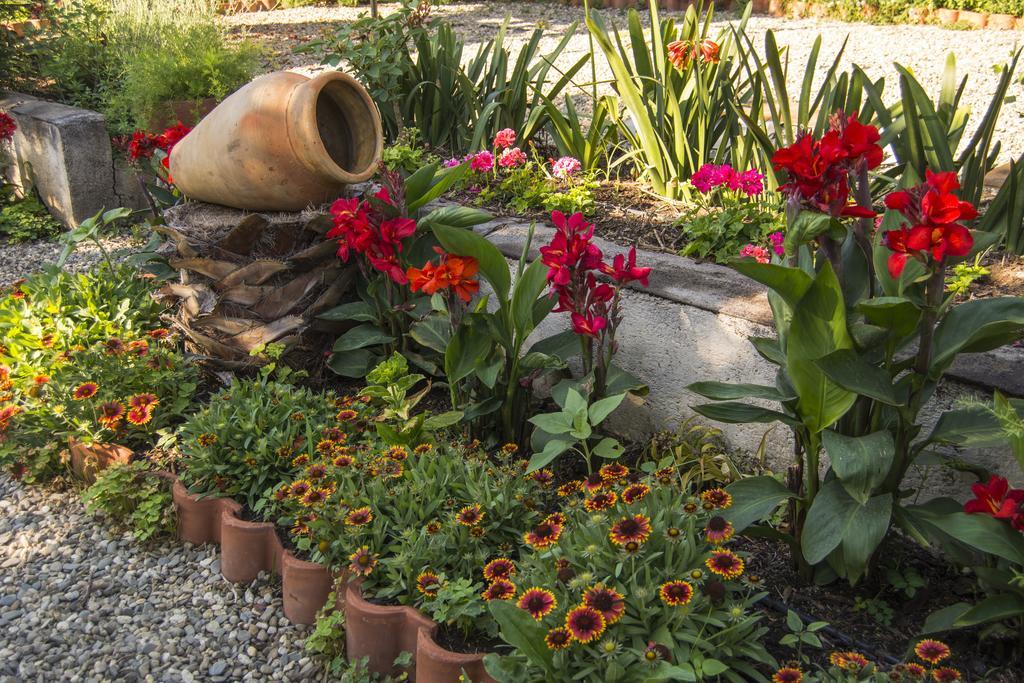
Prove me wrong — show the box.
[0,234,141,286]
[0,475,314,683]
[225,2,1024,162]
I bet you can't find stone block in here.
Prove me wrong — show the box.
[0,92,146,227]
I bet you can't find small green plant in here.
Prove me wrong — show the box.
[360,352,461,446]
[83,461,174,542]
[678,204,782,264]
[423,576,487,640]
[885,565,925,598]
[945,252,990,296]
[643,417,740,490]
[306,591,348,677]
[382,129,435,174]
[0,193,62,244]
[56,207,135,268]
[527,388,626,473]
[853,595,895,627]
[778,609,827,666]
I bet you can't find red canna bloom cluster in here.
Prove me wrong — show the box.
[963,474,1024,531]
[126,122,192,161]
[0,111,16,142]
[406,248,480,302]
[667,39,719,70]
[539,211,650,340]
[882,169,976,278]
[771,112,882,219]
[327,175,418,285]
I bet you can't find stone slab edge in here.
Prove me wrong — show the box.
[472,212,1024,397]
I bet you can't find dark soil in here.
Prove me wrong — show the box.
[740,535,1024,682]
[432,622,504,656]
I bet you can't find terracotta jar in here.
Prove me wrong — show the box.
[957,9,988,26]
[934,7,960,23]
[169,70,383,212]
[68,438,132,484]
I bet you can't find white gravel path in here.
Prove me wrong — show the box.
[0,475,313,683]
[0,234,142,286]
[225,3,1024,163]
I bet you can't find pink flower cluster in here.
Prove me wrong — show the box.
[739,231,786,264]
[540,211,650,339]
[327,182,417,285]
[551,156,582,180]
[690,163,764,196]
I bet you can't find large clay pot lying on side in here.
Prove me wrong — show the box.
[343,582,496,683]
[169,70,384,212]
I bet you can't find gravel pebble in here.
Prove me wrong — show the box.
[0,475,312,682]
[0,233,142,286]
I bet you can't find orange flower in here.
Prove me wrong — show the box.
[406,251,479,303]
[444,254,480,302]
[699,39,720,63]
[667,40,693,70]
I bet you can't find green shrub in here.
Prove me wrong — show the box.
[0,193,62,244]
[83,461,175,542]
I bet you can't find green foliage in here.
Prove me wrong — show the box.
[643,418,740,490]
[382,129,437,174]
[476,161,597,216]
[83,461,174,542]
[587,0,766,201]
[678,204,783,263]
[14,0,260,134]
[945,252,991,296]
[423,576,487,638]
[305,592,348,677]
[526,388,626,473]
[486,471,776,682]
[0,193,62,244]
[176,367,340,513]
[308,4,585,153]
[778,610,827,666]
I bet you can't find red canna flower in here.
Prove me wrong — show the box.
[883,169,976,278]
[570,311,607,338]
[0,111,16,141]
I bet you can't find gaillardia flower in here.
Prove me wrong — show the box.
[345,506,373,526]
[658,580,694,607]
[608,514,652,547]
[828,651,869,669]
[700,488,733,510]
[704,516,735,544]
[930,667,961,683]
[483,558,516,582]
[583,585,626,624]
[545,627,572,650]
[621,483,651,505]
[772,668,803,683]
[416,571,441,597]
[97,401,125,428]
[524,520,563,549]
[585,491,617,512]
[456,503,485,526]
[348,546,377,576]
[73,382,99,400]
[482,579,516,601]
[705,550,744,580]
[517,588,557,620]
[565,606,606,643]
[599,463,629,481]
[914,639,951,665]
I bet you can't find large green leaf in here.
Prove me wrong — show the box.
[814,349,903,407]
[856,296,922,338]
[925,405,1005,447]
[408,315,451,354]
[905,505,1024,565]
[923,595,1024,633]
[433,223,511,302]
[488,600,554,673]
[729,261,813,308]
[722,476,793,532]
[316,301,378,323]
[783,211,836,256]
[332,324,395,352]
[328,348,379,378]
[688,381,795,402]
[589,392,627,424]
[930,297,1024,374]
[510,259,549,340]
[692,402,799,427]
[786,262,856,433]
[822,430,894,504]
[801,480,892,582]
[445,324,494,384]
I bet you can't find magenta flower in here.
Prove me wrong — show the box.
[768,232,785,257]
[737,169,765,196]
[739,244,770,264]
[443,157,462,168]
[499,147,527,169]
[493,128,517,149]
[471,150,495,172]
[552,156,582,180]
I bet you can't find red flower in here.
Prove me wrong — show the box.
[565,606,605,643]
[883,169,975,277]
[406,250,480,303]
[570,311,607,338]
[667,40,693,70]
[914,639,951,665]
[0,111,15,141]
[127,131,159,161]
[699,39,720,63]
[517,588,557,620]
[601,247,651,286]
[583,585,626,624]
[771,114,882,220]
[156,122,191,151]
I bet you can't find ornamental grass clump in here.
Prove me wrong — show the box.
[689,110,1024,584]
[483,465,774,682]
